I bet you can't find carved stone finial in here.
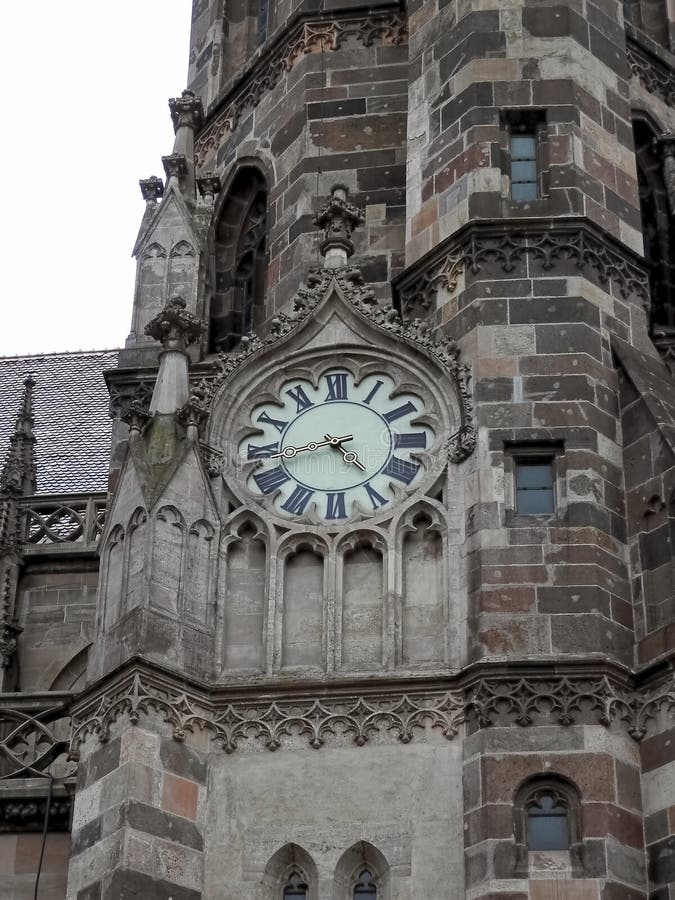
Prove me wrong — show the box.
[139,176,164,204]
[169,89,204,133]
[313,184,365,268]
[197,172,222,207]
[1,375,37,497]
[144,296,205,353]
[162,153,188,182]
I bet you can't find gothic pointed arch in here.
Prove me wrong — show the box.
[262,843,318,900]
[334,842,390,899]
[209,165,268,352]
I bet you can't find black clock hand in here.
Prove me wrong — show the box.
[324,434,366,472]
[270,434,353,460]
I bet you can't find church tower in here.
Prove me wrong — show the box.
[2,0,675,898]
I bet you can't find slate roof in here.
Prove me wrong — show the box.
[0,350,119,495]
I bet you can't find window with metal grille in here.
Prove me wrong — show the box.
[510,133,538,201]
[515,459,554,514]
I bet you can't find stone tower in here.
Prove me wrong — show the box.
[2,0,675,898]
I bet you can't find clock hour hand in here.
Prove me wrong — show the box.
[324,434,366,472]
[270,434,353,460]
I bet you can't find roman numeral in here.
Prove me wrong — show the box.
[325,373,348,401]
[383,401,416,423]
[382,456,420,485]
[362,379,384,405]
[281,484,314,515]
[257,410,289,433]
[364,482,387,510]
[254,466,290,494]
[326,492,347,520]
[247,442,279,459]
[286,385,314,413]
[394,432,427,449]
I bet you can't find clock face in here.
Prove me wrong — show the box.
[240,370,434,521]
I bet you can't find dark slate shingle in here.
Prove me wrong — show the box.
[0,350,119,495]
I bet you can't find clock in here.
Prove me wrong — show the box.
[240,369,434,521]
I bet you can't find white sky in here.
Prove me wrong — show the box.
[0,2,192,356]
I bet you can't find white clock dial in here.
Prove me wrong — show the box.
[240,370,434,521]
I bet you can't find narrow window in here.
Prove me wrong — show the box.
[511,132,538,201]
[283,871,308,898]
[515,459,554,515]
[354,869,377,897]
[257,0,269,45]
[526,790,570,851]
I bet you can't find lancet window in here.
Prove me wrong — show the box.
[210,167,268,353]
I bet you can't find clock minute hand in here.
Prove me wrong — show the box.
[270,434,353,460]
[324,434,366,472]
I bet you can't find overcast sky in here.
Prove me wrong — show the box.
[0,2,192,356]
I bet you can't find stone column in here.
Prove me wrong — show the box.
[67,715,208,899]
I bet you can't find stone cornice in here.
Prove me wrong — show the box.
[68,656,675,758]
[626,23,675,106]
[194,7,407,166]
[393,218,651,319]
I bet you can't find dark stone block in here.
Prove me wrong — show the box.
[510,296,600,328]
[537,584,611,616]
[78,737,121,790]
[640,726,675,773]
[160,739,207,784]
[581,839,608,877]
[125,800,204,851]
[72,815,103,856]
[639,524,671,571]
[440,83,494,134]
[307,98,366,119]
[77,883,102,900]
[523,6,589,46]
[589,25,629,77]
[105,869,201,900]
[535,323,603,359]
[493,840,518,877]
[476,378,514,402]
[357,165,406,191]
[271,107,306,156]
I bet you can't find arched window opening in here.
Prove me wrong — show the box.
[526,788,570,851]
[514,776,581,860]
[283,871,308,898]
[210,168,268,353]
[633,119,675,337]
[354,869,378,897]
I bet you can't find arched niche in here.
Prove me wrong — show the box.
[279,537,327,670]
[222,517,268,672]
[150,505,186,616]
[261,843,318,900]
[169,239,195,299]
[102,524,125,629]
[139,242,167,317]
[125,507,148,614]
[209,166,268,353]
[184,518,215,626]
[633,116,675,333]
[334,842,391,900]
[337,533,387,671]
[50,646,89,692]
[398,505,447,668]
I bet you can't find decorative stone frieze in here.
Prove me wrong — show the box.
[194,11,407,165]
[395,220,651,317]
[68,662,675,759]
[0,795,72,832]
[626,27,675,106]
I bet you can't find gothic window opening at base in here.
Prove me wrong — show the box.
[354,869,378,897]
[283,871,308,898]
[514,776,581,858]
[209,167,268,353]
